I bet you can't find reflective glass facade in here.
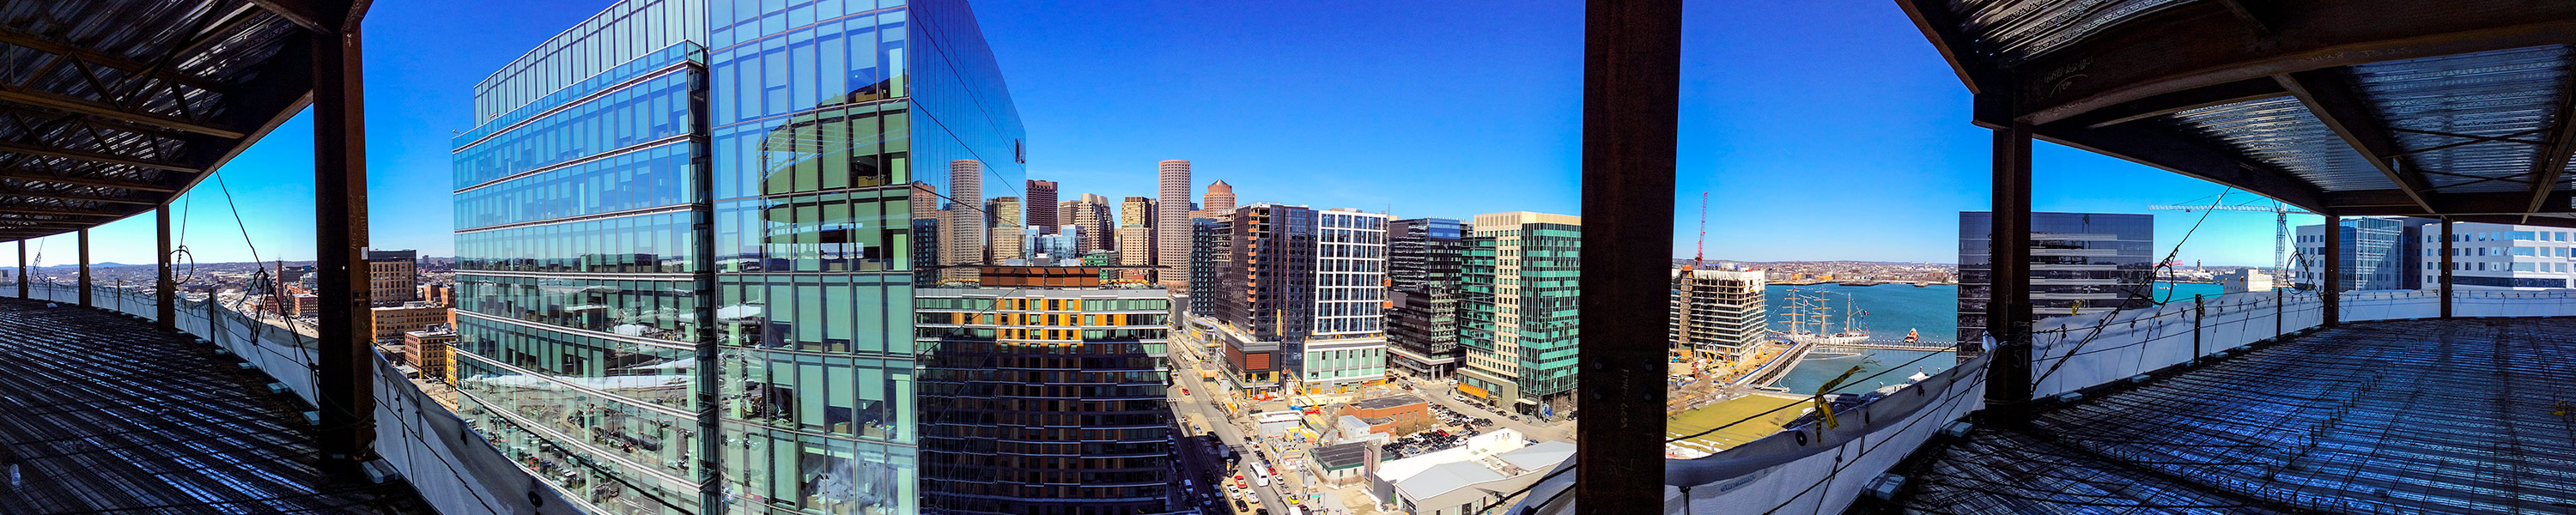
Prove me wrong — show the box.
[454,0,1025,513]
[1957,211,2155,351]
[1457,212,1583,419]
[914,283,1177,514]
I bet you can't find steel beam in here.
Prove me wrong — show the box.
[0,167,179,193]
[1577,0,1678,512]
[2062,76,2288,130]
[1986,121,2036,410]
[2034,120,2330,213]
[0,88,244,139]
[2001,0,2576,125]
[2275,70,2435,213]
[2322,215,2340,327]
[75,227,88,306]
[2527,78,2576,221]
[156,205,173,329]
[308,24,374,470]
[2334,190,2576,216]
[0,141,203,173]
[2438,219,2452,318]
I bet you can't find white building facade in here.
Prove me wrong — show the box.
[2416,221,2576,290]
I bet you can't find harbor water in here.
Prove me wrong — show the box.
[1769,282,2226,395]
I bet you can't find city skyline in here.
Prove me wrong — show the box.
[0,0,2317,270]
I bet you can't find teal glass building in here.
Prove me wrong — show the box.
[451,1,1024,513]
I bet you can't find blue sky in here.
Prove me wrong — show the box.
[1,0,2308,268]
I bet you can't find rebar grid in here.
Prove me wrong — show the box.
[1901,318,2576,514]
[0,298,432,514]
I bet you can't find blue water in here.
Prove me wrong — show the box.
[1769,282,2224,395]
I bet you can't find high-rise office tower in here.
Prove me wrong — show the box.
[1120,196,1156,229]
[1059,193,1113,253]
[1387,218,1465,379]
[915,266,1176,514]
[366,249,420,306]
[1457,211,1581,420]
[1118,227,1155,281]
[1187,216,1232,317]
[1194,179,1236,219]
[1211,203,1389,394]
[987,197,1024,262]
[943,160,989,282]
[2292,217,2427,292]
[1671,269,1767,363]
[1957,211,2154,363]
[451,1,1027,513]
[1024,179,1058,230]
[1157,160,1192,290]
[2413,221,2576,290]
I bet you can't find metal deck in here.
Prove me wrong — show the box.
[0,298,431,514]
[1893,318,2576,514]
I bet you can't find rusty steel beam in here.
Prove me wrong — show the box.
[2064,77,2287,130]
[2275,70,2437,213]
[0,189,155,206]
[2003,0,2576,126]
[2439,219,2452,318]
[2321,216,2339,327]
[156,204,173,329]
[1577,0,1678,512]
[1893,0,1988,95]
[307,21,376,470]
[75,227,88,306]
[1987,121,2035,411]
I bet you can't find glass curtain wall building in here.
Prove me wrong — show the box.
[1386,217,1464,379]
[453,1,1026,513]
[1956,211,2155,360]
[1455,211,1583,420]
[2293,217,2426,291]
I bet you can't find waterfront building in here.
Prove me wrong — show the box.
[1455,211,1581,419]
[2413,221,2576,290]
[1669,268,1766,363]
[1957,211,2155,360]
[1387,217,1466,379]
[449,0,1025,512]
[987,197,1024,262]
[1157,161,1193,290]
[368,249,420,306]
[1024,179,1058,230]
[914,266,1177,514]
[2293,217,2426,292]
[2218,269,2275,294]
[1059,193,1113,253]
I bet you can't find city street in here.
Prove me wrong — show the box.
[1170,347,1294,514]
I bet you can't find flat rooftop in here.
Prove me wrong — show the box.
[1354,394,1428,410]
[1893,318,2576,514]
[0,298,432,513]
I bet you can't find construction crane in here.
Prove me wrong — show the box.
[2147,202,2314,282]
[1686,191,1709,270]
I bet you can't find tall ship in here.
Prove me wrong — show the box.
[1777,288,1870,347]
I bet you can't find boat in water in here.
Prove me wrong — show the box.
[1777,288,1870,346]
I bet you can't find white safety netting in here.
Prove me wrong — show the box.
[5,284,583,515]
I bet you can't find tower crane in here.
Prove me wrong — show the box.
[1687,191,1708,270]
[2146,202,2313,281]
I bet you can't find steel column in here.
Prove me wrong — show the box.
[1577,0,1679,512]
[157,205,174,329]
[1985,121,2035,409]
[310,25,375,468]
[76,228,89,306]
[2322,215,2341,327]
[2438,220,2452,318]
[15,239,23,299]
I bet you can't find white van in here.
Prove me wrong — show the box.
[1255,470,1270,488]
